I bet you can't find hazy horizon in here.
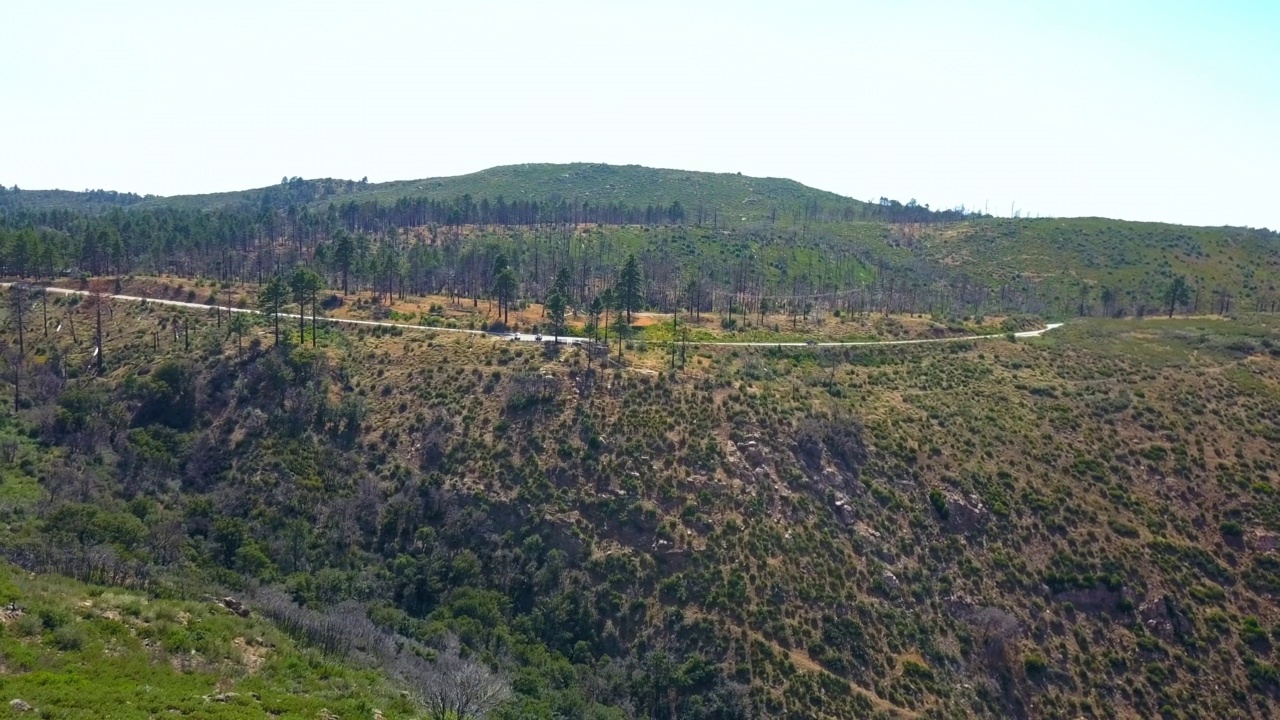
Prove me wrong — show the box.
[6,0,1278,228]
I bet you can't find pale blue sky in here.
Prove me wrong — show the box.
[5,0,1278,227]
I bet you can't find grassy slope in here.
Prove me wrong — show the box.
[0,565,417,719]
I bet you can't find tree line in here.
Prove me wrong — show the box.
[3,190,1268,327]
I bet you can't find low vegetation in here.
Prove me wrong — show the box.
[1,279,1278,717]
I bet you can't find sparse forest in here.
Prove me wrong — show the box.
[3,167,1275,334]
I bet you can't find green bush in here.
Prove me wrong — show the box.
[1242,616,1268,645]
[929,489,949,520]
[51,623,87,651]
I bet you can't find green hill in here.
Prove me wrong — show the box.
[914,218,1279,314]
[4,164,871,223]
[0,186,151,213]
[330,163,868,221]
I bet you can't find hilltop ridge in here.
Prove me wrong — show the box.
[3,163,876,221]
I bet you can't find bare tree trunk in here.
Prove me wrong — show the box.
[95,298,104,375]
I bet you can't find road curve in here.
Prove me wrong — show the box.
[1,282,1063,348]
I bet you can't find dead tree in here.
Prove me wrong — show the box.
[8,284,27,410]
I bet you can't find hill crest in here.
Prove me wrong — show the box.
[3,162,870,220]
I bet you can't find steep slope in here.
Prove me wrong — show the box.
[2,286,1279,718]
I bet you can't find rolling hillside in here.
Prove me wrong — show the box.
[3,163,1275,325]
[914,218,1279,314]
[0,187,152,213]
[4,164,872,223]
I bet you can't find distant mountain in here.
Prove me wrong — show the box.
[0,186,152,213]
[2,164,873,223]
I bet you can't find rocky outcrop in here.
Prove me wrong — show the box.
[944,493,990,534]
[1250,530,1280,553]
[1050,584,1133,614]
[1139,594,1194,640]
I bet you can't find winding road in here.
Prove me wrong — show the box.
[2,282,1063,348]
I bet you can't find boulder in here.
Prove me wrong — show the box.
[218,596,250,618]
[1250,530,1280,553]
[1139,594,1193,639]
[944,493,990,533]
[881,569,901,592]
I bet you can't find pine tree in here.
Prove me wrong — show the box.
[334,230,355,295]
[258,273,289,346]
[493,268,518,325]
[617,255,642,323]
[611,303,629,360]
[289,266,321,343]
[587,296,603,342]
[228,312,252,357]
[1164,276,1190,318]
[553,266,572,302]
[546,290,567,344]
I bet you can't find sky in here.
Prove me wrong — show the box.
[4,0,1278,227]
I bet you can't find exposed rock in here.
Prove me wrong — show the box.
[820,467,853,491]
[944,493,990,533]
[0,601,23,624]
[947,600,1023,690]
[9,699,32,712]
[881,569,901,592]
[216,596,250,618]
[742,444,767,468]
[832,496,856,525]
[1139,594,1193,639]
[1250,530,1280,553]
[1051,584,1131,614]
[651,542,691,573]
[1139,597,1173,637]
